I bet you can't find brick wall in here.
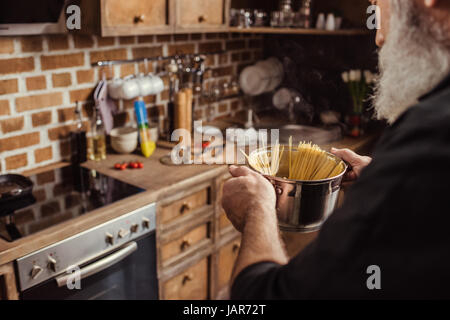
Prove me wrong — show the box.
[0,33,263,173]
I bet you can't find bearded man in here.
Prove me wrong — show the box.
[222,0,450,299]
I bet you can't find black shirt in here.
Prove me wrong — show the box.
[231,74,450,299]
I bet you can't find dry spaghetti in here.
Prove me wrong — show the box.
[244,140,345,181]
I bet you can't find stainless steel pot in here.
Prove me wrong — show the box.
[249,147,347,233]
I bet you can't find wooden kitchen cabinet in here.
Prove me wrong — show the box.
[80,0,230,37]
[216,238,241,295]
[0,263,19,300]
[80,0,175,36]
[175,0,229,33]
[162,257,210,300]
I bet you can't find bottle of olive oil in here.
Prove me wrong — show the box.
[87,106,106,161]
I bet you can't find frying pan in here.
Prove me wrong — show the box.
[0,174,33,205]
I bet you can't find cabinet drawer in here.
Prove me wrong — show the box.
[103,0,168,28]
[177,0,225,28]
[219,211,232,231]
[217,239,241,290]
[161,224,209,263]
[161,189,208,225]
[163,258,209,300]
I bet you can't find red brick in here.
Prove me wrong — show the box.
[190,34,202,40]
[37,170,55,185]
[52,73,72,88]
[226,40,245,51]
[120,64,135,77]
[20,36,43,52]
[90,49,127,64]
[48,124,75,141]
[16,92,63,112]
[119,36,135,44]
[132,46,163,59]
[76,69,94,84]
[0,38,14,54]
[0,57,34,75]
[174,34,189,42]
[73,34,94,48]
[5,153,28,170]
[199,42,223,53]
[34,146,53,163]
[156,35,171,43]
[0,132,40,152]
[58,107,76,122]
[97,37,115,47]
[31,111,52,127]
[69,87,94,103]
[0,100,10,116]
[26,76,46,91]
[138,36,154,43]
[0,116,24,133]
[0,79,18,95]
[168,44,195,56]
[47,35,69,51]
[33,189,46,202]
[41,53,84,70]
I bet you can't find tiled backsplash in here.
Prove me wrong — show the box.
[0,33,263,173]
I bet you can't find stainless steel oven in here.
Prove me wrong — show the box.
[16,203,158,300]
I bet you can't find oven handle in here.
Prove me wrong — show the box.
[55,241,138,288]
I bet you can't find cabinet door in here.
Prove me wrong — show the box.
[163,258,209,300]
[176,0,228,32]
[217,238,241,291]
[101,0,173,36]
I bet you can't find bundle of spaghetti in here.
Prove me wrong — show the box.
[245,140,345,181]
[241,142,284,176]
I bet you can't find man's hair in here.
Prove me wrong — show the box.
[372,0,450,124]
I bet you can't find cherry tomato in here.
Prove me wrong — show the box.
[202,141,211,149]
[137,162,144,169]
[114,163,122,170]
[120,163,128,170]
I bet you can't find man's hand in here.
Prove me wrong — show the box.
[331,148,372,181]
[222,165,277,232]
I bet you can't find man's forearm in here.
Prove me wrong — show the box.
[230,206,289,284]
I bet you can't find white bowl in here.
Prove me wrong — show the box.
[110,127,138,154]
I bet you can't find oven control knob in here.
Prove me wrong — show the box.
[30,265,43,279]
[105,232,114,245]
[142,217,150,229]
[118,228,130,239]
[130,223,139,233]
[47,256,57,272]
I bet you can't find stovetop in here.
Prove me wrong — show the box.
[0,165,145,242]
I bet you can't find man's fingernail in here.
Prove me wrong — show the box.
[331,148,337,152]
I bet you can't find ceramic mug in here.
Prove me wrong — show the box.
[108,78,124,100]
[121,78,140,100]
[136,74,154,96]
[150,75,164,95]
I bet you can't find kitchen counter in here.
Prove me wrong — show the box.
[0,133,380,265]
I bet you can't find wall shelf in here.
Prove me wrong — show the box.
[229,27,372,36]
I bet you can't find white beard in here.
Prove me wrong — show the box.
[373,1,450,124]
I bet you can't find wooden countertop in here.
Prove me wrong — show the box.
[0,133,380,265]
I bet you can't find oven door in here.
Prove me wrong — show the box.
[20,232,158,300]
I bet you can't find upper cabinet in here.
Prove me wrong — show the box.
[175,0,229,32]
[80,0,229,37]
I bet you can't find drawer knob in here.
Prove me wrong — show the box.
[232,243,240,253]
[180,203,191,214]
[182,274,193,285]
[134,15,145,24]
[198,15,206,23]
[180,239,191,251]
